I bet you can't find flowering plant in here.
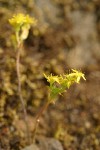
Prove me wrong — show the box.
[9,13,37,143]
[44,69,86,100]
[9,13,86,142]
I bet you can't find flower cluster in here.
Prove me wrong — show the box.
[44,69,86,101]
[9,13,37,41]
[9,13,37,31]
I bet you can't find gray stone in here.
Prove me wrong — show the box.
[66,11,100,68]
[22,144,39,150]
[34,0,62,27]
[22,137,63,150]
[37,137,63,150]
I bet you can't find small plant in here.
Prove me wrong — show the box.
[9,13,37,143]
[33,69,86,139]
[9,13,86,144]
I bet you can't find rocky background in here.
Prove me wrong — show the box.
[0,0,100,150]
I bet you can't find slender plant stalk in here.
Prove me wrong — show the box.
[33,100,50,141]
[16,37,30,144]
[9,13,37,144]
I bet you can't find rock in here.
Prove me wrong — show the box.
[34,0,62,28]
[66,11,100,68]
[22,144,39,150]
[22,137,64,150]
[36,137,63,150]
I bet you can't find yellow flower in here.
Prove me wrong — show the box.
[9,13,37,31]
[44,73,60,85]
[71,69,86,83]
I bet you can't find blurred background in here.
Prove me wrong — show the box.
[0,0,100,150]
